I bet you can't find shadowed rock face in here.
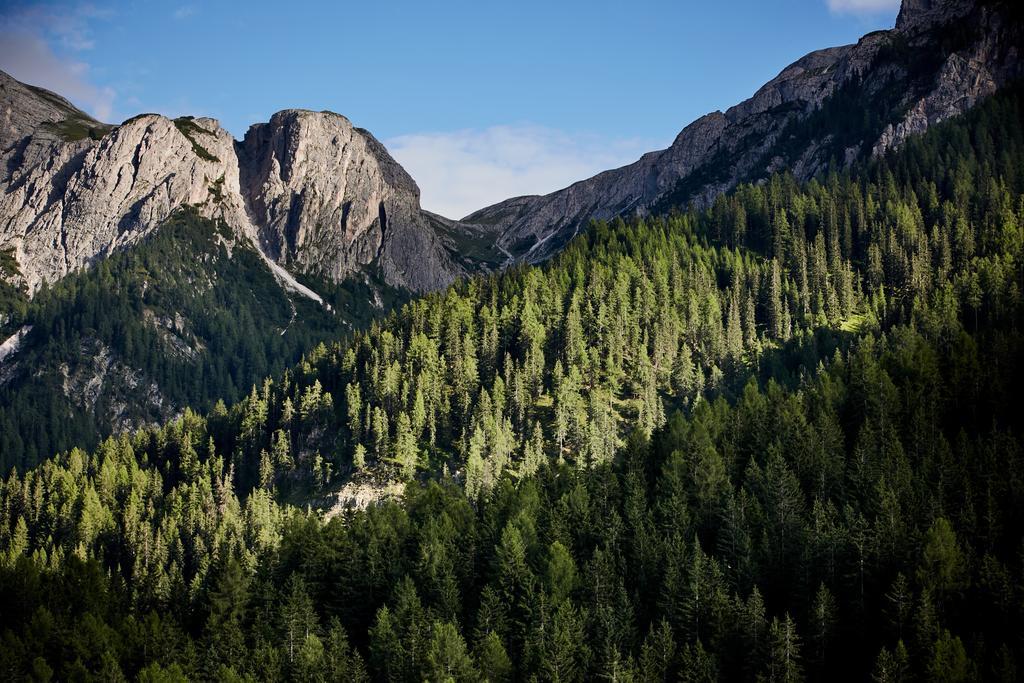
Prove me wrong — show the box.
[0,77,494,295]
[467,0,1022,263]
[237,110,468,292]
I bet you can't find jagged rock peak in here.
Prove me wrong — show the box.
[0,70,491,296]
[237,107,461,292]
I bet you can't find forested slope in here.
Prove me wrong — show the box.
[1,90,1023,680]
[0,209,405,473]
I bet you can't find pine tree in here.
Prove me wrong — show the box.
[393,411,419,480]
[426,622,477,682]
[809,583,837,673]
[917,517,967,603]
[639,619,676,682]
[280,575,318,666]
[765,613,803,683]
[475,631,513,683]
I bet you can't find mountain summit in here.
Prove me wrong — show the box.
[2,0,1019,293]
[0,73,497,296]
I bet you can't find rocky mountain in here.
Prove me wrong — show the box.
[0,67,505,467]
[468,0,1023,262]
[0,0,1018,468]
[237,110,496,292]
[0,71,499,297]
[4,0,1017,295]
[0,207,406,471]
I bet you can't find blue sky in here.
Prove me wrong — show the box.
[0,0,900,218]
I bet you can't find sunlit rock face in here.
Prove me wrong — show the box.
[0,72,490,295]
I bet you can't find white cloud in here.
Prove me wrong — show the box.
[386,125,656,219]
[0,31,115,120]
[173,6,196,20]
[0,3,116,121]
[826,0,900,15]
[1,3,110,50]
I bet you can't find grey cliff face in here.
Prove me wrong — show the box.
[0,79,491,295]
[1,109,254,291]
[873,0,1020,155]
[895,0,974,32]
[468,0,1021,263]
[238,109,465,292]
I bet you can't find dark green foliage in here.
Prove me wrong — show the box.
[0,248,20,279]
[0,208,395,473]
[41,117,115,142]
[0,320,1022,679]
[172,116,219,162]
[1,81,1024,681]
[0,248,28,321]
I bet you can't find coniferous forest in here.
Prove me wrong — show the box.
[2,85,1024,680]
[0,211,406,473]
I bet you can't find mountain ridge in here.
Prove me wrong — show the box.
[466,0,1022,262]
[0,0,1019,466]
[3,0,1018,294]
[0,75,500,297]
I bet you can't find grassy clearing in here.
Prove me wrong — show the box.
[839,312,869,333]
[42,118,115,142]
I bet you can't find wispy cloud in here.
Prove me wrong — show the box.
[0,31,116,120]
[826,0,900,15]
[386,125,656,219]
[1,3,111,49]
[0,2,116,120]
[173,6,196,20]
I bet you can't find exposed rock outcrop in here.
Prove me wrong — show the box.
[468,0,1022,263]
[238,110,466,292]
[0,76,496,295]
[896,0,973,32]
[54,337,177,435]
[320,476,406,518]
[1,0,1018,294]
[0,110,255,291]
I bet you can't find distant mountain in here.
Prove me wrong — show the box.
[468,0,1023,262]
[0,71,500,298]
[1,0,1020,468]
[4,0,1018,292]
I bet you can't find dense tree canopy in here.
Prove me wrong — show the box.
[0,210,405,473]
[1,88,1023,680]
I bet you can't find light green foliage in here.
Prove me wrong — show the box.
[918,517,968,599]
[0,83,1023,683]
